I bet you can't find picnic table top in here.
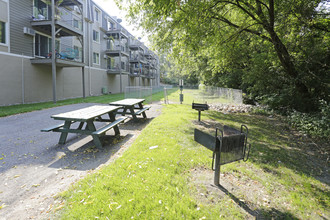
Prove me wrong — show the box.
[109,98,145,106]
[51,105,121,121]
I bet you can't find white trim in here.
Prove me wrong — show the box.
[92,29,100,43]
[0,51,33,59]
[92,52,100,65]
[94,6,101,23]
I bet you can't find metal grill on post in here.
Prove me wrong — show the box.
[192,102,209,121]
[194,125,251,185]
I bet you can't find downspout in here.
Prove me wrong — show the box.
[88,21,92,96]
[81,4,85,99]
[21,53,25,104]
[51,0,57,103]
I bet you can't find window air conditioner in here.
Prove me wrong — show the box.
[23,27,36,36]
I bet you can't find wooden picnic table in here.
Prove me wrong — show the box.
[109,98,151,119]
[41,105,127,148]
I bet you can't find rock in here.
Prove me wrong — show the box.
[209,104,254,113]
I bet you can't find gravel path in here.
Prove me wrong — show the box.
[0,102,163,220]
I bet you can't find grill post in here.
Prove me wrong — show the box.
[194,125,251,186]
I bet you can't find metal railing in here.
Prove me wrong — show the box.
[33,43,82,62]
[32,6,83,31]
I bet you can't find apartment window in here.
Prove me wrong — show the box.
[0,21,6,44]
[93,30,99,42]
[73,19,79,29]
[93,52,99,64]
[107,20,114,31]
[95,8,100,22]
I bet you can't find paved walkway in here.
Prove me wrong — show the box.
[0,102,162,219]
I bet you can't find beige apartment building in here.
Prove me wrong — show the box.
[0,0,159,106]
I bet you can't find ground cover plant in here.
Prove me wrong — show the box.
[55,101,329,219]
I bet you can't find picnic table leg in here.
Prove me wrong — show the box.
[108,113,120,136]
[77,122,84,130]
[86,120,102,149]
[129,106,138,119]
[138,103,147,118]
[121,107,128,116]
[59,121,72,144]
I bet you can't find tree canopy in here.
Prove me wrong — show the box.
[118,0,329,112]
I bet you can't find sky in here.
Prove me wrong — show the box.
[92,0,149,44]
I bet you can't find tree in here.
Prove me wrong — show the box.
[119,0,329,112]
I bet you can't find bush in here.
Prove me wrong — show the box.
[287,100,330,139]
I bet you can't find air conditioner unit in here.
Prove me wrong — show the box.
[23,27,35,36]
[103,55,108,59]
[103,34,108,39]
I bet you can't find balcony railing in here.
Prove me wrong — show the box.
[107,63,129,74]
[33,43,82,62]
[31,5,83,36]
[107,45,128,53]
[106,27,128,39]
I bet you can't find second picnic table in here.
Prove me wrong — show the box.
[109,98,151,119]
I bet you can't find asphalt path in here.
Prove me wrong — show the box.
[0,102,162,219]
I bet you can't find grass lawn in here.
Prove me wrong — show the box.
[1,89,328,218]
[0,89,178,117]
[54,102,329,219]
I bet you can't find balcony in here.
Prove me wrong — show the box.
[129,55,147,64]
[105,45,129,57]
[129,40,144,51]
[107,64,129,75]
[106,27,128,39]
[31,3,83,37]
[31,43,84,67]
[129,68,141,77]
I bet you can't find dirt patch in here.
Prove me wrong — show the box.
[0,102,163,220]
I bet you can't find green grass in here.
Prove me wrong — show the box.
[1,89,328,219]
[55,104,329,219]
[0,94,123,117]
[0,89,177,118]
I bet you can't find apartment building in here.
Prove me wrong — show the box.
[0,0,159,106]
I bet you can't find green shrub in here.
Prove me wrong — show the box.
[287,100,330,139]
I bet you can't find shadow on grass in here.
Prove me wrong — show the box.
[216,184,299,220]
[206,111,329,186]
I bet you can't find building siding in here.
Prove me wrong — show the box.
[9,0,34,56]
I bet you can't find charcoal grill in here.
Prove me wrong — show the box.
[192,102,209,121]
[194,125,251,185]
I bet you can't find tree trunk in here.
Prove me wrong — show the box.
[267,27,314,111]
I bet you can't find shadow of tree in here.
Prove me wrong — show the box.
[205,111,329,186]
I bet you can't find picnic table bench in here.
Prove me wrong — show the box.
[109,98,151,119]
[41,105,127,148]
